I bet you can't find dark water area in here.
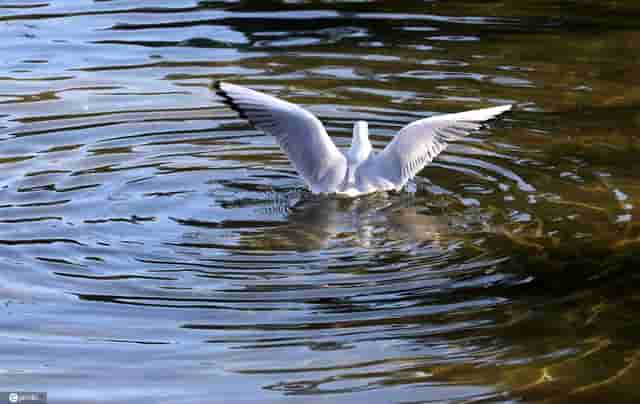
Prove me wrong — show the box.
[2,1,640,403]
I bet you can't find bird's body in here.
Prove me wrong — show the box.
[215,81,512,198]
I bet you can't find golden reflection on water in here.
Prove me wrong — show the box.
[1,1,640,402]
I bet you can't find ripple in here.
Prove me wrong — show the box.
[2,1,640,403]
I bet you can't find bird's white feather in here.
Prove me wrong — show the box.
[360,105,512,191]
[215,82,347,193]
[215,82,512,197]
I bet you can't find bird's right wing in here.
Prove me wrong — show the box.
[215,82,346,193]
[364,105,512,190]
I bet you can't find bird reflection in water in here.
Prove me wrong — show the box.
[241,190,493,252]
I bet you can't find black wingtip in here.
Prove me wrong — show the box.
[212,80,248,120]
[211,80,225,97]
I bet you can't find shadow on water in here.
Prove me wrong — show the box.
[1,0,640,403]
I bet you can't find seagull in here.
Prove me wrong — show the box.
[214,81,511,198]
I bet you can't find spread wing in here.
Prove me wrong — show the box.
[363,105,512,190]
[214,82,347,193]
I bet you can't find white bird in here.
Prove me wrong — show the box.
[215,81,511,198]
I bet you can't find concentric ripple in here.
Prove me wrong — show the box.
[2,1,640,403]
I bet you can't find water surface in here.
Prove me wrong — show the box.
[2,1,640,403]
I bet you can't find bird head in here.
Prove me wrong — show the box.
[348,121,372,164]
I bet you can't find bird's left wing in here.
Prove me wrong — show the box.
[363,105,512,190]
[214,82,347,193]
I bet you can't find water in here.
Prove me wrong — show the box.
[2,1,640,403]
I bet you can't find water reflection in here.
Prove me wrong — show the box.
[238,193,456,250]
[2,0,640,403]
